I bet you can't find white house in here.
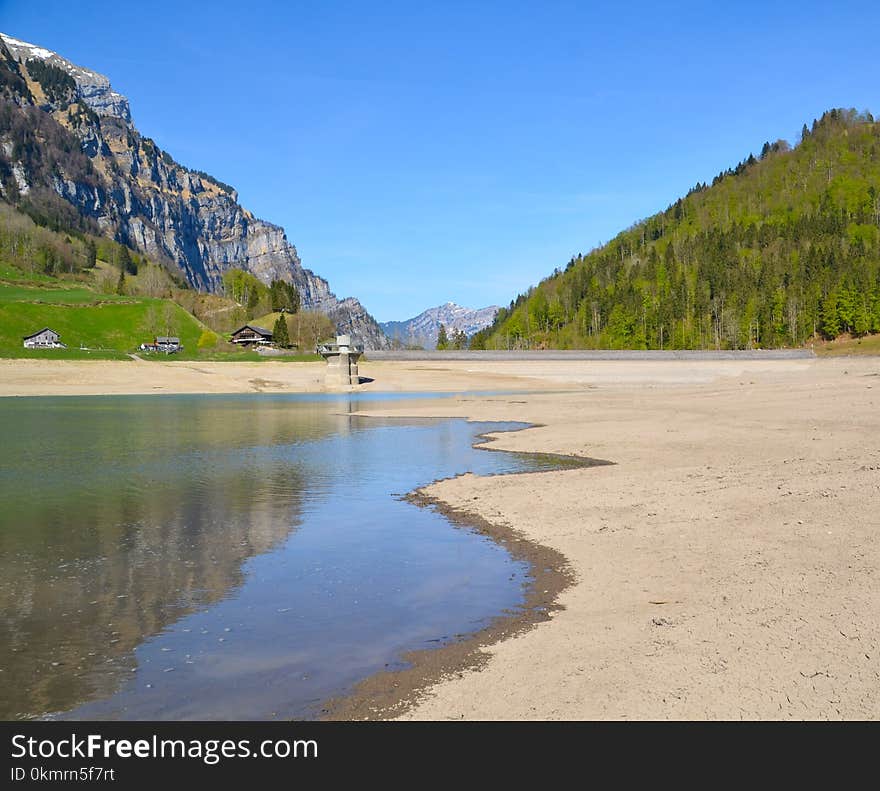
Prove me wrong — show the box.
[155,336,181,352]
[23,328,66,349]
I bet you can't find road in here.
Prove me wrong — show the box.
[365,348,815,361]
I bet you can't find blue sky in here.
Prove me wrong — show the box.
[3,1,879,321]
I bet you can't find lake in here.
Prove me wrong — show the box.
[0,393,580,720]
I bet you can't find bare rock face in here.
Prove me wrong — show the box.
[0,33,391,348]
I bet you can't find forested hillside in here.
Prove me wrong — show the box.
[473,109,880,350]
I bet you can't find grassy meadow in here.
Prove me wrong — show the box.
[0,280,204,359]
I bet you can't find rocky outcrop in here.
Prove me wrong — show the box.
[329,296,393,350]
[0,33,391,347]
[1,34,131,122]
[381,302,500,349]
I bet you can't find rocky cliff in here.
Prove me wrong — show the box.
[381,302,499,349]
[0,33,390,348]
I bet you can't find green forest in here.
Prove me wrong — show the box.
[472,109,880,350]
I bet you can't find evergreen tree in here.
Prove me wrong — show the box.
[469,328,487,350]
[854,298,871,335]
[118,245,137,275]
[116,268,125,295]
[270,280,283,311]
[450,328,467,349]
[436,324,449,350]
[25,58,76,105]
[270,280,301,313]
[819,292,841,338]
[273,314,291,348]
[291,284,301,313]
[836,285,856,333]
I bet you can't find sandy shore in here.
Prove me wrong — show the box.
[0,355,820,396]
[351,355,880,720]
[3,355,879,719]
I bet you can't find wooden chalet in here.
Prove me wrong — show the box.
[230,324,273,346]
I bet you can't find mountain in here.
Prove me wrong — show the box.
[473,108,880,351]
[380,302,499,349]
[0,33,391,348]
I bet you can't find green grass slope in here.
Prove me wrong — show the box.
[0,283,204,359]
[813,333,880,356]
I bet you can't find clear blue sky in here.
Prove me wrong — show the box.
[3,1,879,321]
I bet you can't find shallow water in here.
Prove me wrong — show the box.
[0,392,579,720]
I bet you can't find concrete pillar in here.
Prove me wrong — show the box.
[338,351,351,386]
[319,336,363,388]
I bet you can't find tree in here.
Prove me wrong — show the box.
[436,324,449,350]
[84,239,96,268]
[606,304,636,349]
[469,328,488,350]
[290,310,335,350]
[97,269,117,294]
[820,292,841,338]
[270,279,301,313]
[854,298,871,336]
[197,329,219,349]
[161,302,178,337]
[115,267,125,295]
[528,290,549,333]
[270,280,284,312]
[547,299,565,330]
[118,245,137,275]
[273,314,291,348]
[138,264,168,297]
[836,283,856,333]
[141,305,160,337]
[222,269,264,310]
[506,314,525,347]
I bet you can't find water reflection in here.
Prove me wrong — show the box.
[0,394,577,720]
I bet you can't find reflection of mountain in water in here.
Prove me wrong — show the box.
[0,397,350,720]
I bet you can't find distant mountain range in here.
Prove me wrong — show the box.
[0,33,391,348]
[380,302,499,349]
